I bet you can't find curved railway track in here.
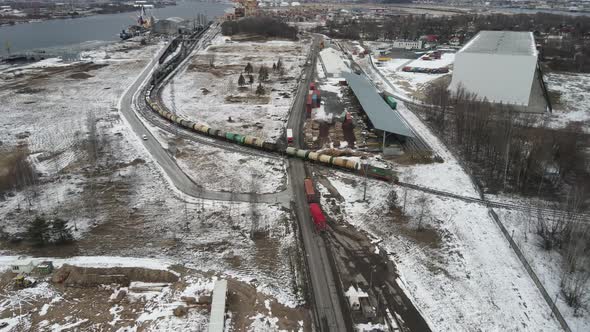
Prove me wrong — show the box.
[140,25,283,160]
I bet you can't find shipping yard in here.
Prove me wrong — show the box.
[1,1,590,332]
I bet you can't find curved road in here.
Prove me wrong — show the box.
[118,32,291,206]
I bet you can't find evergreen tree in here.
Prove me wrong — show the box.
[276,58,283,71]
[27,216,49,247]
[245,62,253,75]
[258,66,269,83]
[52,218,74,244]
[256,83,265,96]
[272,63,277,71]
[238,73,246,87]
[248,75,254,89]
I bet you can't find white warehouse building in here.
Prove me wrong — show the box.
[449,31,549,112]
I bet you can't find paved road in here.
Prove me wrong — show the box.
[118,31,290,206]
[286,36,349,332]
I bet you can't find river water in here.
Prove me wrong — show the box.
[0,0,229,56]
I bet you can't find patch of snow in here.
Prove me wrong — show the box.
[356,322,387,331]
[320,47,351,77]
[39,303,50,316]
[545,72,590,132]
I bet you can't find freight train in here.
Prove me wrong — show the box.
[143,31,398,183]
[158,36,182,64]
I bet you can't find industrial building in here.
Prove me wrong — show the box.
[344,73,413,154]
[449,31,550,113]
[152,17,187,34]
[392,39,423,50]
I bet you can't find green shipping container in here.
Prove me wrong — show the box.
[234,134,246,144]
[386,96,397,110]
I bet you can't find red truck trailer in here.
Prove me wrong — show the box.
[309,82,316,91]
[287,128,293,144]
[304,178,316,202]
[306,95,313,115]
[309,203,326,232]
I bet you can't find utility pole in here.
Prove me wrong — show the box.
[363,163,368,201]
[502,112,513,191]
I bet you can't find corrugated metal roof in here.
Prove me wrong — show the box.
[343,73,414,138]
[460,31,537,57]
[166,17,185,23]
[208,279,227,332]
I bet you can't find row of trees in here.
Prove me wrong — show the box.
[320,13,590,72]
[221,16,298,40]
[423,84,590,312]
[323,12,590,44]
[424,84,588,196]
[27,216,74,246]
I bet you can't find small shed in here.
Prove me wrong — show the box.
[345,285,368,311]
[11,258,36,274]
[35,261,54,275]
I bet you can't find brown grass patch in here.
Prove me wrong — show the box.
[69,72,93,79]
[0,146,35,194]
[225,95,269,104]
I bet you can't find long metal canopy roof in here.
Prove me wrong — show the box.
[344,72,414,138]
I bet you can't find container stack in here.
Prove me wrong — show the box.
[307,82,322,117]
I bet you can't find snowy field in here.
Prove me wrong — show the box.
[161,35,308,142]
[0,38,306,327]
[177,141,287,194]
[318,171,560,331]
[0,39,163,238]
[148,127,287,194]
[494,208,590,332]
[545,71,590,132]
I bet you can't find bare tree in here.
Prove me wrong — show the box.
[208,54,215,68]
[416,194,428,232]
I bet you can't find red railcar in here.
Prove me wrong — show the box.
[304,178,316,202]
[309,203,326,232]
[309,82,316,91]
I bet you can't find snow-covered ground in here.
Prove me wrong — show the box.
[147,126,288,194]
[319,47,351,77]
[318,170,560,331]
[369,53,454,100]
[338,46,572,331]
[177,141,287,193]
[495,208,590,332]
[0,40,163,238]
[406,53,455,69]
[0,38,305,323]
[161,35,308,142]
[545,71,590,132]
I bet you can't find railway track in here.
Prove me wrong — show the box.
[398,181,590,222]
[135,91,282,160]
[137,24,283,161]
